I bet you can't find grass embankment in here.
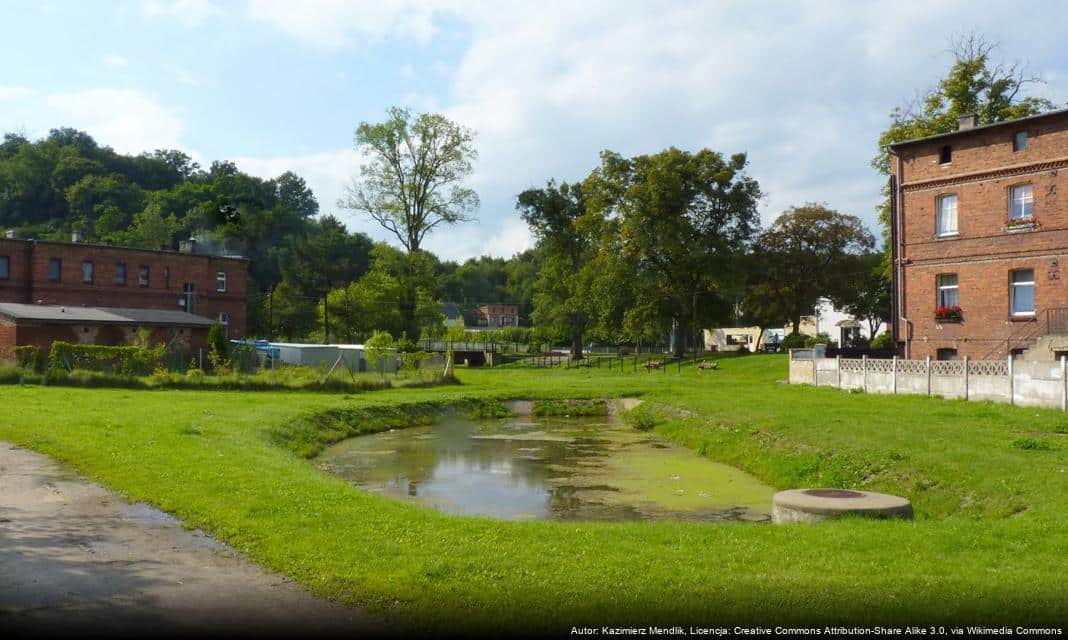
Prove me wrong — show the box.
[1,356,1066,632]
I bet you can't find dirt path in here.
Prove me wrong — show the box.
[0,442,387,637]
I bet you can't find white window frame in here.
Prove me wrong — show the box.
[218,312,230,338]
[936,194,958,237]
[1010,269,1036,317]
[82,261,94,284]
[138,265,150,287]
[1009,184,1034,220]
[216,271,227,292]
[936,274,959,308]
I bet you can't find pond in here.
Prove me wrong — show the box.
[316,411,774,522]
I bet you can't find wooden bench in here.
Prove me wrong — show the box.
[697,361,719,371]
[643,360,664,370]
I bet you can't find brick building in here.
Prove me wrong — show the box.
[473,303,519,328]
[0,236,247,357]
[889,108,1068,361]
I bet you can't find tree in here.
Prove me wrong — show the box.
[341,107,478,339]
[832,253,891,340]
[518,181,601,359]
[126,202,180,249]
[873,34,1056,268]
[754,204,875,336]
[584,147,762,356]
[341,106,479,253]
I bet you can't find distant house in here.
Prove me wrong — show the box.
[473,303,518,328]
[788,297,886,346]
[706,298,884,352]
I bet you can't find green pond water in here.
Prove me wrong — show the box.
[317,413,774,522]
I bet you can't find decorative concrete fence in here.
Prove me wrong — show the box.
[788,349,1068,411]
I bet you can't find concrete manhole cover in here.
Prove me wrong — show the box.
[772,488,913,524]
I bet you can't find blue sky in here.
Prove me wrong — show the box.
[3,0,1068,261]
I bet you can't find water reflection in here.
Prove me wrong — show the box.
[317,413,773,522]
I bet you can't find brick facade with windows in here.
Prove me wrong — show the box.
[474,303,519,328]
[0,238,248,342]
[889,109,1068,360]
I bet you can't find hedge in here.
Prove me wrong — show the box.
[47,341,164,376]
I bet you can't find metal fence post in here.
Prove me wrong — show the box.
[862,355,867,392]
[1062,355,1067,412]
[892,356,898,394]
[836,355,841,389]
[1008,354,1014,406]
[964,356,970,401]
[812,350,818,387]
[926,356,931,396]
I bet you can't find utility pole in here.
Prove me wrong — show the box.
[267,287,274,341]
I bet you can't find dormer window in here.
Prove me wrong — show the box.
[939,145,952,164]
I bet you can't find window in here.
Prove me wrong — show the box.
[114,262,126,285]
[163,266,170,288]
[82,261,94,284]
[138,265,150,287]
[216,271,227,292]
[0,256,8,279]
[48,258,61,282]
[936,348,958,361]
[182,283,196,313]
[1014,131,1029,152]
[1010,184,1034,220]
[1010,269,1035,316]
[939,145,952,164]
[936,274,959,308]
[936,194,958,236]
[218,312,230,338]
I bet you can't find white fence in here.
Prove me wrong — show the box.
[788,349,1068,411]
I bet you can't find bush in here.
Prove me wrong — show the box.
[804,333,831,347]
[13,345,45,372]
[871,332,895,349]
[781,333,807,350]
[47,341,163,376]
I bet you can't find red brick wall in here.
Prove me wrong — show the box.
[9,323,208,357]
[0,238,33,303]
[893,111,1068,359]
[0,239,248,336]
[0,319,15,360]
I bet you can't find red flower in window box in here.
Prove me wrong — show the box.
[1006,217,1037,230]
[935,305,963,322]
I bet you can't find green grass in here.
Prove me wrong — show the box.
[1,354,1066,632]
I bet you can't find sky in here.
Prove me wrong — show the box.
[2,0,1068,262]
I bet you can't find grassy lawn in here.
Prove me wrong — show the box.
[1,355,1066,632]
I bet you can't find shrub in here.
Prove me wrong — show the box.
[781,333,807,350]
[207,321,230,371]
[13,345,45,372]
[871,332,895,349]
[804,332,831,347]
[47,341,163,376]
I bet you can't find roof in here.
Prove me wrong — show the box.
[441,301,461,320]
[887,107,1068,150]
[0,237,248,262]
[0,303,215,327]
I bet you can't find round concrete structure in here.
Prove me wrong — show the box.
[772,488,913,524]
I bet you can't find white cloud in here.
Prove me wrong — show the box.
[141,0,221,27]
[246,0,448,49]
[104,53,129,68]
[43,89,185,154]
[240,0,1068,258]
[0,86,35,101]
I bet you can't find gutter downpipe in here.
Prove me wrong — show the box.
[893,150,909,360]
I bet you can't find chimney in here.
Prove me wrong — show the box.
[179,238,197,254]
[957,113,979,130]
[71,230,84,243]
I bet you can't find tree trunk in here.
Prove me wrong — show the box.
[755,327,765,353]
[790,314,802,336]
[570,333,583,361]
